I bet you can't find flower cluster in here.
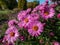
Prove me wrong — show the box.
[1,0,60,45]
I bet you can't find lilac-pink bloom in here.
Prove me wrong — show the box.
[17,9,31,21]
[2,35,7,43]
[2,36,15,45]
[18,13,40,28]
[2,35,12,45]
[52,41,60,45]
[5,26,19,43]
[8,19,18,27]
[32,0,49,12]
[57,13,60,19]
[18,15,33,28]
[40,7,55,20]
[32,1,49,13]
[28,21,44,37]
[17,10,28,21]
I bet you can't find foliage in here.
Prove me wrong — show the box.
[5,0,17,9]
[0,0,8,10]
[0,0,17,10]
[18,0,27,10]
[27,0,39,9]
[0,10,11,14]
[0,23,8,37]
[33,0,39,8]
[0,14,8,23]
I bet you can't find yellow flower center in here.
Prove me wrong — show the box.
[32,26,38,31]
[44,12,49,15]
[24,18,29,23]
[10,32,15,37]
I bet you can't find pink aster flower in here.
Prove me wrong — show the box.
[18,15,33,28]
[8,19,18,27]
[28,21,44,37]
[17,10,30,21]
[2,36,14,45]
[2,35,7,43]
[57,13,60,19]
[52,41,60,45]
[18,13,40,28]
[17,10,27,21]
[32,0,48,13]
[40,7,55,20]
[4,26,19,44]
[32,0,49,13]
